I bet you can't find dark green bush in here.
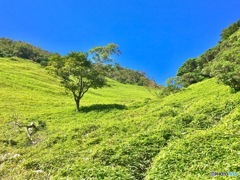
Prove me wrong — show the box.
[0,38,52,65]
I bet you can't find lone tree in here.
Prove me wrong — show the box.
[48,43,120,112]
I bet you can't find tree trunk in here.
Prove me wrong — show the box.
[75,99,80,112]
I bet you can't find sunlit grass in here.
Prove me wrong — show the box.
[0,57,239,179]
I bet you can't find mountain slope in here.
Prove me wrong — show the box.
[177,25,240,91]
[146,81,240,179]
[0,38,51,65]
[0,57,156,179]
[1,57,239,179]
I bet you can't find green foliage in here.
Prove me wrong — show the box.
[207,31,240,91]
[48,52,105,112]
[0,38,156,87]
[0,38,51,65]
[1,58,240,179]
[177,58,197,76]
[221,20,240,41]
[104,63,157,86]
[151,77,184,98]
[165,76,184,92]
[147,117,240,179]
[210,60,240,91]
[177,20,240,91]
[176,49,218,87]
[1,20,240,179]
[48,44,120,112]
[196,47,219,69]
[89,43,121,63]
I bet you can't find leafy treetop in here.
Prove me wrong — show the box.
[48,43,120,112]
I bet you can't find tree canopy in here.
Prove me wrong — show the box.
[221,20,240,41]
[48,44,120,112]
[175,20,240,91]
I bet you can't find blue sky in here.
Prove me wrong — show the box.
[0,0,240,84]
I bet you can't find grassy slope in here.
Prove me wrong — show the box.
[146,81,240,179]
[0,57,239,179]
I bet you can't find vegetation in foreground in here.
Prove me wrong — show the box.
[0,57,239,179]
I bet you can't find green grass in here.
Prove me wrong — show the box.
[0,57,239,179]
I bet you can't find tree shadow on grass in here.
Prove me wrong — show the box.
[81,104,127,113]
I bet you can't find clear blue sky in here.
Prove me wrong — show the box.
[0,0,240,84]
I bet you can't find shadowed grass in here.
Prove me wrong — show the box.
[80,104,127,113]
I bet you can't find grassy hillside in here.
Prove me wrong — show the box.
[0,57,155,179]
[0,38,51,65]
[0,57,240,179]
